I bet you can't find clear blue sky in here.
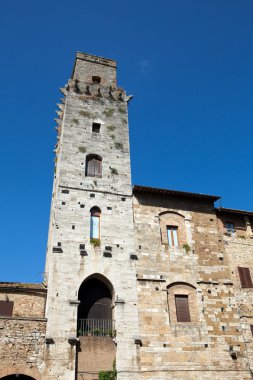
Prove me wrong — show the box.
[0,0,252,282]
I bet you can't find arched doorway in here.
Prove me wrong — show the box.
[77,275,114,336]
[1,376,36,380]
[76,275,116,379]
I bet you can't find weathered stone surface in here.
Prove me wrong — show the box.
[0,52,253,380]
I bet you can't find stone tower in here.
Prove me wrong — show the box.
[44,52,139,380]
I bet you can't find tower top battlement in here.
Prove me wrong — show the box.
[72,51,117,86]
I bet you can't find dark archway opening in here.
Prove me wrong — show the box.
[77,276,113,336]
[1,376,36,380]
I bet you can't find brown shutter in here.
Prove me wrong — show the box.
[0,301,14,317]
[238,267,253,288]
[250,325,253,337]
[94,159,99,177]
[97,159,102,177]
[175,295,191,322]
[87,157,95,176]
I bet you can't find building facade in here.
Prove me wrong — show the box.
[0,52,253,380]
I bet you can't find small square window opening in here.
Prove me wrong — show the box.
[92,76,101,84]
[92,123,101,133]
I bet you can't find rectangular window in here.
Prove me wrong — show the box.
[0,300,14,317]
[90,215,99,239]
[175,295,191,322]
[250,325,253,337]
[92,122,101,133]
[225,222,235,235]
[238,267,253,288]
[167,226,178,247]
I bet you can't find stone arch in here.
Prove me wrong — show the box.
[80,273,114,298]
[167,281,196,290]
[77,274,114,336]
[0,367,41,379]
[158,210,185,218]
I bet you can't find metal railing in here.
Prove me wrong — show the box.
[77,319,115,337]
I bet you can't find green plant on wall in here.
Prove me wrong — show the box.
[110,167,118,175]
[99,359,116,380]
[107,124,116,131]
[122,118,127,124]
[78,146,86,153]
[110,134,115,140]
[72,118,79,124]
[182,243,191,253]
[90,238,101,247]
[103,108,114,117]
[79,110,92,118]
[118,106,126,114]
[114,142,123,150]
[99,371,115,380]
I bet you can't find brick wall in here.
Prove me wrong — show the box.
[77,336,116,380]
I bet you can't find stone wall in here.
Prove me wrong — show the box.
[0,286,46,318]
[2,52,252,380]
[0,284,47,379]
[217,210,253,372]
[132,192,253,379]
[43,52,140,380]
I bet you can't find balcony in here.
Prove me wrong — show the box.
[77,318,115,337]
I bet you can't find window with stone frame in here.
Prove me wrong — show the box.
[159,211,187,246]
[238,267,253,288]
[85,154,102,178]
[167,283,198,324]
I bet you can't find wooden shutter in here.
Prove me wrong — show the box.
[175,295,191,322]
[87,157,95,176]
[94,159,102,177]
[97,159,102,177]
[86,156,102,177]
[238,267,253,288]
[0,301,14,317]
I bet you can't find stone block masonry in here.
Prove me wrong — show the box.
[0,283,47,379]
[1,52,253,380]
[44,52,140,380]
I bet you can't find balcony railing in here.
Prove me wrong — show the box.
[77,319,115,337]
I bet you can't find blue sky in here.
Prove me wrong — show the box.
[0,0,252,282]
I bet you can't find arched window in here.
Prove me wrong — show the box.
[90,207,101,239]
[159,211,187,246]
[77,275,114,337]
[86,154,102,177]
[92,75,101,84]
[167,282,198,324]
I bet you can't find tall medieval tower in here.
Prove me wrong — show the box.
[44,52,139,380]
